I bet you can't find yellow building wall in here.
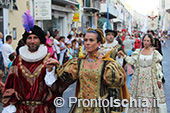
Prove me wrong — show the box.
[9,0,29,49]
[76,0,83,33]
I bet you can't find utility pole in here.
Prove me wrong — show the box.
[123,0,125,29]
[107,0,109,29]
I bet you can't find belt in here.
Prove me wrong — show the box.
[21,101,43,106]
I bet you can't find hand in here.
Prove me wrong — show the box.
[157,81,162,89]
[46,58,60,71]
[117,51,124,56]
[152,47,156,50]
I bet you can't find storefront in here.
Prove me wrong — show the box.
[33,0,78,37]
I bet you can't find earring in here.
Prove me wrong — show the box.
[97,47,99,50]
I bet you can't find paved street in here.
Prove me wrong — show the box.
[0,39,170,113]
[162,38,170,113]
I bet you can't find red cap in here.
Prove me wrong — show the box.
[122,29,126,32]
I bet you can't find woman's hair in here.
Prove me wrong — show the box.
[18,39,25,46]
[9,53,15,61]
[71,39,77,45]
[142,34,154,46]
[58,36,65,41]
[0,70,4,79]
[86,30,102,43]
[67,35,72,40]
[79,33,84,37]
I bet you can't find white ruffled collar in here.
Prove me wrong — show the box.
[19,44,47,62]
[103,40,118,47]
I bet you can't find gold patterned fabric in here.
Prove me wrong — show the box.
[57,56,129,113]
[99,44,123,60]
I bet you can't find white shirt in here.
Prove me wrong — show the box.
[123,38,135,54]
[2,43,15,67]
[116,55,124,67]
[53,39,60,54]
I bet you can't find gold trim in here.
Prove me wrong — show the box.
[19,53,50,78]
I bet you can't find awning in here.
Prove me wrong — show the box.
[113,18,123,23]
[97,17,112,30]
[53,0,78,6]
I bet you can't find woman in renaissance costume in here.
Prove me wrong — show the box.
[119,34,167,113]
[46,28,129,113]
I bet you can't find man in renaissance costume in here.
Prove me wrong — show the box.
[2,11,64,113]
[98,29,124,60]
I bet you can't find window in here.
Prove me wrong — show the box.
[13,28,16,40]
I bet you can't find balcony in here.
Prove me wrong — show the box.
[100,3,118,19]
[83,0,100,13]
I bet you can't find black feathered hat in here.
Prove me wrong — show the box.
[105,29,118,37]
[22,25,46,44]
[22,10,46,44]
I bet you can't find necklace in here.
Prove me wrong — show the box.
[87,57,96,63]
[86,54,99,64]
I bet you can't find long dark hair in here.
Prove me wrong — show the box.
[142,34,154,46]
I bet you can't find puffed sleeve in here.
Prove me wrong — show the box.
[56,58,79,85]
[103,61,129,112]
[125,49,140,65]
[153,50,163,82]
[103,61,125,87]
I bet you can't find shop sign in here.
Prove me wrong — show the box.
[72,13,80,22]
[34,0,51,20]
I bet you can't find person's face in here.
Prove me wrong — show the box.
[8,39,12,44]
[84,33,100,53]
[122,31,126,35]
[106,33,114,43]
[117,52,121,58]
[143,36,151,48]
[73,28,76,32]
[72,41,76,46]
[135,33,138,38]
[61,38,65,42]
[26,34,41,52]
[0,33,3,39]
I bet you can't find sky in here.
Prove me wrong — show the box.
[121,0,159,16]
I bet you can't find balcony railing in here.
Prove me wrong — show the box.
[84,0,100,10]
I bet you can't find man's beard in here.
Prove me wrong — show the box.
[28,45,39,52]
[106,38,113,43]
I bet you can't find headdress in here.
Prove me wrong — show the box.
[105,29,118,37]
[122,29,126,32]
[22,10,46,44]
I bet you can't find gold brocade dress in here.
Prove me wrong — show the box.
[57,56,129,113]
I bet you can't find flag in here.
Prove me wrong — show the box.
[162,13,166,32]
[141,16,147,33]
[128,14,132,35]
